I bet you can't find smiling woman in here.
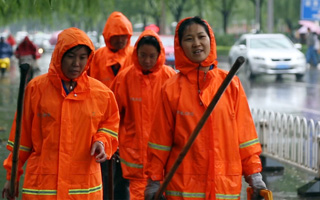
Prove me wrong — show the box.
[144,16,266,200]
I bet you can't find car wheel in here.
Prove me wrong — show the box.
[245,62,255,80]
[295,74,304,81]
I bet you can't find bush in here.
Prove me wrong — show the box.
[215,34,238,46]
[214,34,238,56]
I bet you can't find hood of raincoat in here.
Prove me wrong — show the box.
[20,36,35,47]
[174,17,218,75]
[48,27,95,81]
[102,11,133,50]
[132,29,166,73]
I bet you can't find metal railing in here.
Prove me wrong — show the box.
[251,108,320,177]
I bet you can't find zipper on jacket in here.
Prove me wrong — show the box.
[197,66,203,106]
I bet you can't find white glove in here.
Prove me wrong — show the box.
[245,173,267,200]
[144,179,165,200]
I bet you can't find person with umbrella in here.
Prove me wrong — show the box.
[306,27,319,67]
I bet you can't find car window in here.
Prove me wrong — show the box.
[239,39,246,46]
[249,37,293,49]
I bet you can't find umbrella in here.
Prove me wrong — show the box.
[144,24,160,33]
[49,30,62,45]
[298,20,320,34]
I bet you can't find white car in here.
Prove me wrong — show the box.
[228,33,307,80]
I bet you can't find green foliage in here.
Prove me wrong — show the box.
[0,0,303,36]
[215,34,237,46]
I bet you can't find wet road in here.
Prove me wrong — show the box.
[219,58,320,122]
[0,54,319,199]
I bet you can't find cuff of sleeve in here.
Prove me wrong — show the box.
[150,174,163,181]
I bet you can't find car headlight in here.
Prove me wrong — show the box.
[253,56,265,61]
[297,55,305,60]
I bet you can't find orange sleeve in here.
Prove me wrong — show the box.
[3,83,34,181]
[93,90,120,159]
[145,84,175,181]
[234,77,262,176]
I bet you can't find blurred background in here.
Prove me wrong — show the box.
[0,0,311,51]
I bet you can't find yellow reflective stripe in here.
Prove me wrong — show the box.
[7,140,13,148]
[7,140,31,152]
[120,158,143,169]
[22,188,57,195]
[166,190,205,198]
[148,142,171,151]
[216,193,240,199]
[98,128,118,138]
[239,138,259,149]
[69,184,102,195]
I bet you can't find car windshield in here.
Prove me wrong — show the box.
[249,37,293,49]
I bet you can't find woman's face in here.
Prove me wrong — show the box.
[137,44,159,70]
[180,23,210,63]
[110,35,129,51]
[61,46,89,79]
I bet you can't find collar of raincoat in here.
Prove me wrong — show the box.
[48,27,95,82]
[132,29,166,73]
[103,11,133,51]
[174,17,218,75]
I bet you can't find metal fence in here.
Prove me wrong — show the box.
[251,108,320,177]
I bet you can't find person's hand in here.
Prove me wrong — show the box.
[91,141,107,163]
[144,179,166,200]
[2,180,18,200]
[245,173,267,200]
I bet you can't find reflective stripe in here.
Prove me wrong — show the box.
[120,158,143,168]
[7,140,31,152]
[148,142,171,151]
[166,190,205,198]
[216,193,240,199]
[98,128,118,138]
[69,184,102,195]
[239,138,259,149]
[22,188,57,195]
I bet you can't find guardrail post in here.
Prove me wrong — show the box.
[297,123,320,197]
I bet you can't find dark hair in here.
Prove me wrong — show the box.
[137,36,160,53]
[178,16,210,45]
[62,45,91,59]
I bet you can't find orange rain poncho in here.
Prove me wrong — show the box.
[89,11,133,87]
[110,30,176,197]
[3,27,120,200]
[145,18,262,200]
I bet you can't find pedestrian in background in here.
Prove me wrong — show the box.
[89,11,133,87]
[2,27,120,200]
[110,29,176,200]
[144,16,267,200]
[14,36,40,80]
[0,36,13,77]
[6,34,16,48]
[313,32,320,67]
[88,11,133,200]
[306,28,318,67]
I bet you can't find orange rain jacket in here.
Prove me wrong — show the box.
[145,18,262,200]
[110,30,176,181]
[3,27,120,200]
[89,11,133,87]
